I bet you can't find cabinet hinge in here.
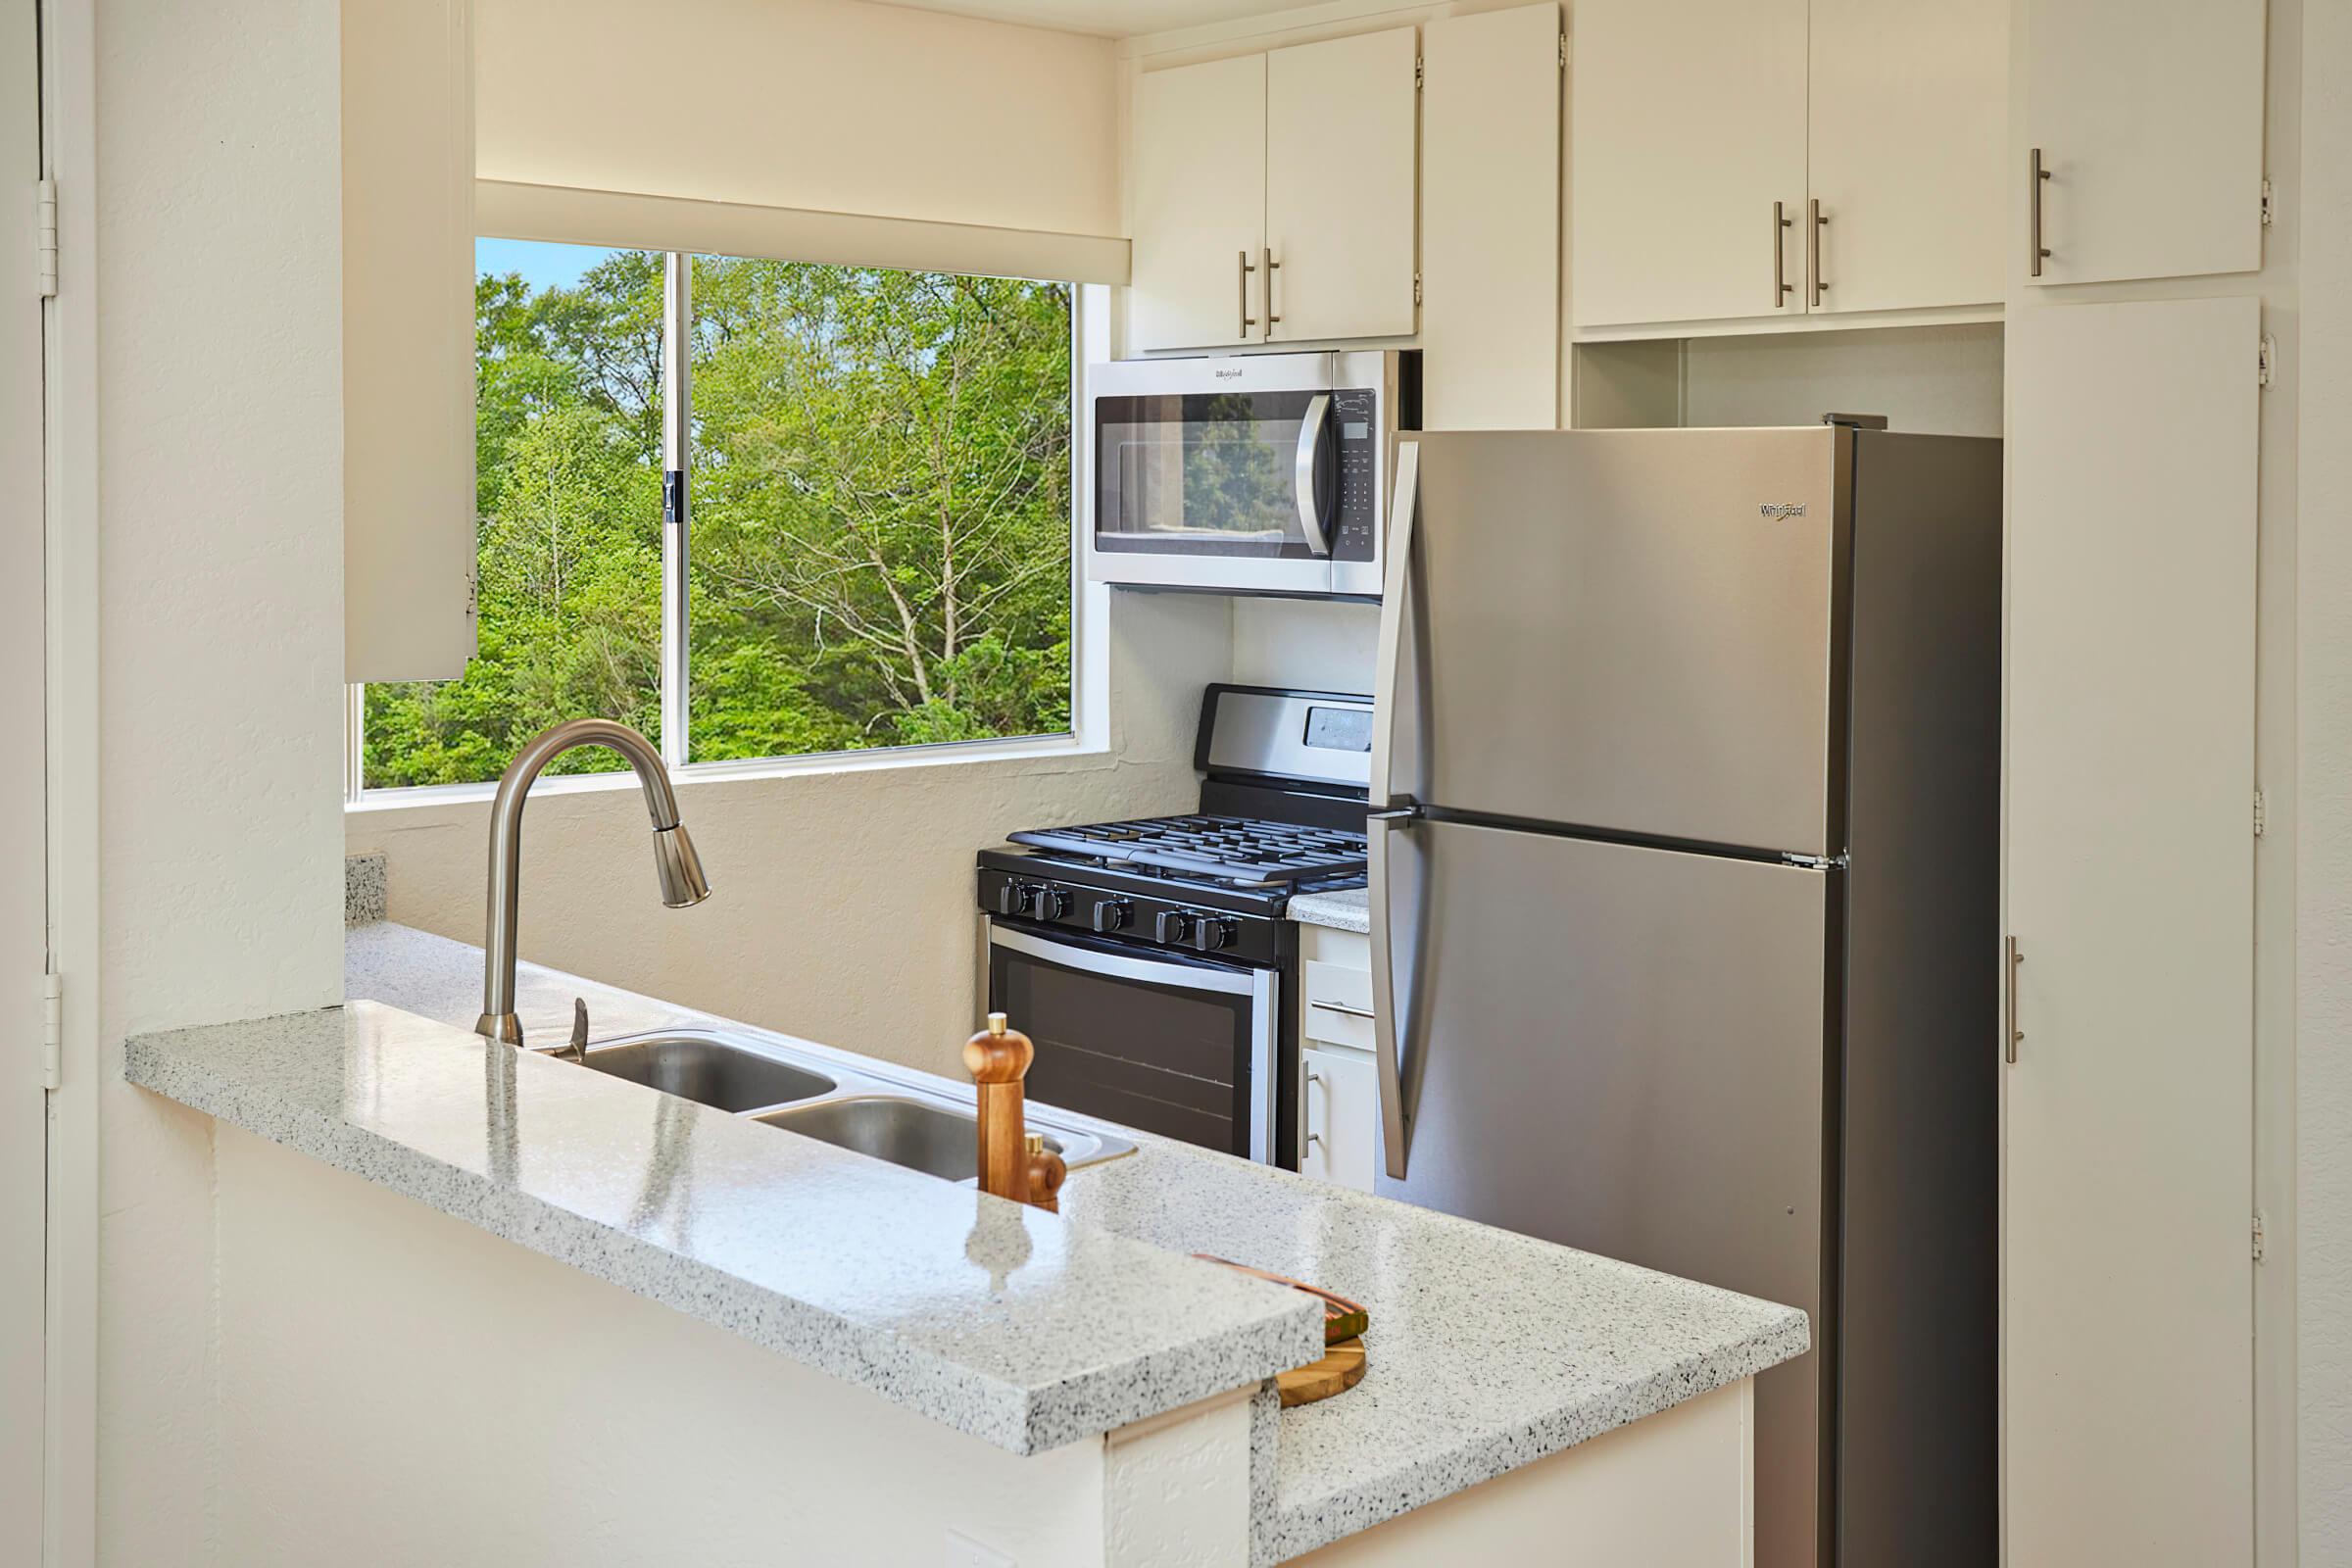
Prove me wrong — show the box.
[2253,788,2268,837]
[1414,55,1424,89]
[35,177,57,299]
[41,971,61,1091]
[1413,271,1422,306]
[2259,334,2277,387]
[2252,1210,2267,1263]
[1558,32,1568,70]
[2261,178,2276,228]
[1782,852,1848,871]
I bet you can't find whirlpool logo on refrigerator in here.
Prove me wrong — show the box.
[1757,502,1809,520]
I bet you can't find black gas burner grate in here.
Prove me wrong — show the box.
[1007,813,1368,887]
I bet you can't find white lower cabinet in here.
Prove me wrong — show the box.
[1298,926,1378,1193]
[1300,1046,1377,1193]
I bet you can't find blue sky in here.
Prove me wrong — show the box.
[475,236,622,293]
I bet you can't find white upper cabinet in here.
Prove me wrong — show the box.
[343,0,477,682]
[1420,2,1562,429]
[1572,0,2004,332]
[1129,28,1416,353]
[1808,0,2006,315]
[1571,0,1809,329]
[1130,53,1267,353]
[2022,0,2266,287]
[1263,27,1419,343]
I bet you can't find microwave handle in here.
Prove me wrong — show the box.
[1293,392,1335,559]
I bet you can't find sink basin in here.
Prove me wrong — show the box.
[757,1095,1111,1182]
[575,1033,836,1113]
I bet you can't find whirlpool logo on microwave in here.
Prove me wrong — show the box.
[1758,502,1809,520]
[1213,368,1246,380]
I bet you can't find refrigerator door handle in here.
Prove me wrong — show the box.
[1370,441,1421,808]
[1369,807,1418,1178]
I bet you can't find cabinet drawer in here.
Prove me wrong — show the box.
[1302,958,1375,1050]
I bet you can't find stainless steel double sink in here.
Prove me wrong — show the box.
[549,1027,1132,1185]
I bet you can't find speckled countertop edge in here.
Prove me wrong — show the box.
[1284,887,1368,934]
[343,851,386,926]
[124,1003,1323,1458]
[327,919,1809,1559]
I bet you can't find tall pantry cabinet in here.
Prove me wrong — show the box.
[2002,1,2271,1563]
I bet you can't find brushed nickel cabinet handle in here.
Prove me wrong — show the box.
[1810,198,1829,304]
[2031,149,2052,278]
[2006,936,2025,1063]
[1238,249,1258,337]
[1310,1001,1376,1020]
[1773,201,1794,307]
[1264,246,1282,340]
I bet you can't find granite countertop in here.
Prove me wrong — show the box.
[129,920,1808,1564]
[1285,886,1369,934]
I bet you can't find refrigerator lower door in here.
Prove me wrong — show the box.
[1374,818,1829,1568]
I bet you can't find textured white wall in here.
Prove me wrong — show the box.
[92,0,350,1560]
[350,591,1231,1082]
[215,1128,1114,1565]
[2300,0,2352,1552]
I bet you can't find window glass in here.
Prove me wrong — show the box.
[362,239,664,787]
[685,260,1073,760]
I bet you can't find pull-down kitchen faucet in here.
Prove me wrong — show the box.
[473,718,710,1047]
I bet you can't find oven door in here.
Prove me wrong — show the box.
[987,922,1278,1162]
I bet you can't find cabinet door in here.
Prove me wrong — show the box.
[1807,0,2005,314]
[2006,297,2256,1564]
[1421,2,1560,428]
[1570,0,1808,328]
[1264,26,1419,343]
[1130,54,1266,353]
[2022,0,2266,286]
[1300,1047,1377,1194]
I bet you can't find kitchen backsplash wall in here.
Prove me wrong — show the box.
[1682,323,2005,437]
[1232,598,1382,694]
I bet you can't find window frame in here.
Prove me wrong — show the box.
[347,246,1106,807]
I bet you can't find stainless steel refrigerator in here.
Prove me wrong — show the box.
[1367,426,2000,1568]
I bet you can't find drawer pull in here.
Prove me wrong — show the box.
[1309,1001,1376,1020]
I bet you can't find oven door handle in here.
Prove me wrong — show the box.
[1294,392,1335,559]
[987,923,1258,997]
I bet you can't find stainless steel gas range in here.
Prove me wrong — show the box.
[976,686,1372,1168]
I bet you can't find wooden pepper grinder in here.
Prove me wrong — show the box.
[964,1011,1033,1204]
[1025,1132,1068,1214]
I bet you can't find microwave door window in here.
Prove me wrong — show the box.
[1096,392,1323,560]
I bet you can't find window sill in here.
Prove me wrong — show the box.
[345,729,1110,815]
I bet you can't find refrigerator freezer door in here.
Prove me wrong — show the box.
[1374,817,1828,1568]
[1390,427,1843,856]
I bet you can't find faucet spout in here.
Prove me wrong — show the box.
[474,718,710,1046]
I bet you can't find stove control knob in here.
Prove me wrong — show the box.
[1154,909,1195,946]
[997,880,1037,917]
[1035,885,1073,920]
[1093,898,1133,934]
[1192,916,1239,954]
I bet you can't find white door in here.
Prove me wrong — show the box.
[1263,26,1418,344]
[1,0,45,1557]
[1420,2,1559,429]
[2021,0,2266,287]
[1299,1046,1375,1194]
[1806,0,2005,314]
[1128,53,1266,354]
[2006,296,2257,1565]
[1569,0,1807,329]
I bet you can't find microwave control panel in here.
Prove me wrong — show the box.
[1330,387,1379,563]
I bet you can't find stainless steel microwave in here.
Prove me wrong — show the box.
[1085,350,1419,599]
